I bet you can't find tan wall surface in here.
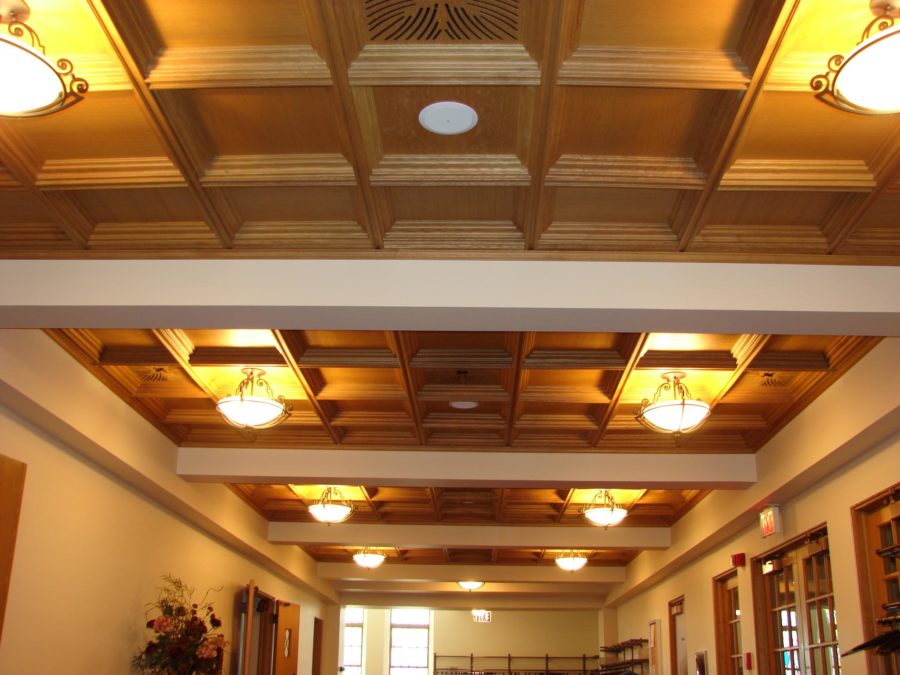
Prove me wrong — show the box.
[0,406,324,675]
[433,609,599,656]
[614,430,900,675]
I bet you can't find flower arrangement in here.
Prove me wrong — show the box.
[133,575,227,675]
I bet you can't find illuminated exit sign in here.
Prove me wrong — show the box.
[759,505,782,538]
[471,609,492,623]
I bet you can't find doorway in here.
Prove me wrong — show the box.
[669,597,687,675]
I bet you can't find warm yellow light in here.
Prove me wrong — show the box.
[457,580,485,590]
[638,398,710,433]
[636,372,710,434]
[308,486,354,524]
[0,35,64,115]
[353,550,386,569]
[833,24,900,112]
[554,553,588,572]
[583,490,628,527]
[216,368,291,429]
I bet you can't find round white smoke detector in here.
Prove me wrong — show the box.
[449,401,479,410]
[418,101,478,135]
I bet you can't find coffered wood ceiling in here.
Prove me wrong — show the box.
[47,327,880,571]
[10,0,897,603]
[1,0,899,261]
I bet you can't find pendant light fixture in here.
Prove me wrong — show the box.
[583,490,628,527]
[353,548,386,569]
[308,486,354,524]
[554,552,588,572]
[457,580,485,590]
[0,0,87,117]
[811,0,900,114]
[635,371,710,434]
[216,368,291,429]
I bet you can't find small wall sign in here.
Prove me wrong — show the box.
[471,609,492,623]
[759,505,782,538]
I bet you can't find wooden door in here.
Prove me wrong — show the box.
[311,617,324,675]
[0,454,26,644]
[274,601,300,675]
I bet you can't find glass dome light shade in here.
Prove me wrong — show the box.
[555,555,588,572]
[636,372,710,434]
[353,551,386,569]
[457,581,485,590]
[308,502,353,524]
[637,398,710,433]
[0,34,65,115]
[833,24,900,113]
[216,395,289,429]
[584,505,628,527]
[216,368,291,429]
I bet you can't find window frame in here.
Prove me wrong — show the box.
[341,607,365,675]
[714,568,744,675]
[389,608,431,675]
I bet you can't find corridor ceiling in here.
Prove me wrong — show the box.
[8,0,897,606]
[0,0,899,261]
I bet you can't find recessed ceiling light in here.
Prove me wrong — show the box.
[449,400,479,410]
[418,101,478,135]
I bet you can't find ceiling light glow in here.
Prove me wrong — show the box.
[812,1,900,113]
[216,368,291,429]
[635,371,710,434]
[0,1,87,117]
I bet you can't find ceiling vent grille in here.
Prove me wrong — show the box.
[365,1,518,42]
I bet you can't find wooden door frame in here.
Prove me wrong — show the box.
[668,596,685,675]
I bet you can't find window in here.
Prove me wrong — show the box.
[390,608,431,675]
[342,607,365,675]
[714,570,743,675]
[753,527,840,675]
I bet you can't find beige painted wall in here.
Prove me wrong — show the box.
[351,608,599,675]
[614,430,900,675]
[0,406,324,675]
[433,609,599,656]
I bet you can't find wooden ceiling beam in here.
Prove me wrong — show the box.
[0,125,95,247]
[523,349,626,370]
[827,129,900,253]
[360,486,384,522]
[747,350,830,372]
[555,488,576,524]
[708,334,772,408]
[388,331,426,445]
[521,0,574,249]
[87,0,240,247]
[151,329,219,400]
[505,332,532,445]
[636,350,737,370]
[272,330,341,444]
[590,333,649,446]
[303,0,383,248]
[675,0,804,250]
[409,349,513,369]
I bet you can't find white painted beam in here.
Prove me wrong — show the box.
[178,447,756,488]
[336,592,608,609]
[331,581,616,595]
[317,562,626,583]
[1,260,898,334]
[269,522,669,549]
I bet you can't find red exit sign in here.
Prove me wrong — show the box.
[759,505,781,538]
